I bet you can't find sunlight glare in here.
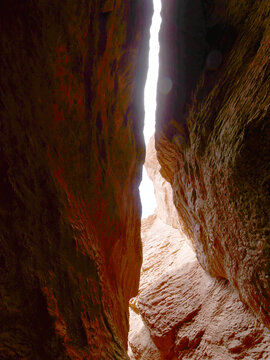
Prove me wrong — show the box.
[140,0,161,218]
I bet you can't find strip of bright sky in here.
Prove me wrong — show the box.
[139,0,161,218]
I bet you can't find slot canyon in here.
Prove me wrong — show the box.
[0,0,269,359]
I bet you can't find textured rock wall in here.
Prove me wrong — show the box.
[129,140,270,360]
[129,214,270,360]
[156,0,270,328]
[144,136,180,229]
[0,1,152,358]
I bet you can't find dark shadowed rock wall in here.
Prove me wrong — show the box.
[156,0,270,329]
[0,1,152,358]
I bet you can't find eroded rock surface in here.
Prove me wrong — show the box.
[129,213,270,360]
[0,1,152,358]
[145,136,180,229]
[129,137,270,359]
[128,306,162,360]
[156,0,270,328]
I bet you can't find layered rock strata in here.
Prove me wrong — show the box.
[156,0,270,328]
[0,1,152,358]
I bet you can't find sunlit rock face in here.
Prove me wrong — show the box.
[130,216,270,359]
[129,140,270,360]
[0,1,152,358]
[144,136,180,229]
[156,0,270,328]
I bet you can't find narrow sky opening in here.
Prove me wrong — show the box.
[139,0,162,219]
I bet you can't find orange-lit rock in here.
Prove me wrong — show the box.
[129,130,270,359]
[128,307,162,360]
[156,0,270,328]
[145,136,180,229]
[0,1,152,358]
[129,215,270,360]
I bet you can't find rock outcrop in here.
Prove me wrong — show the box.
[1,0,269,358]
[156,0,270,328]
[144,136,180,229]
[129,141,270,360]
[0,1,152,358]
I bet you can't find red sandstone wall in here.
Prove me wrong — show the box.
[0,1,152,358]
[156,0,270,329]
[129,140,270,360]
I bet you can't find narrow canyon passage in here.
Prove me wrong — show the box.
[139,0,161,219]
[130,0,270,359]
[0,1,269,359]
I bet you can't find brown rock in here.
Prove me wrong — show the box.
[145,136,181,229]
[128,308,162,360]
[134,214,191,309]
[129,214,270,359]
[156,0,270,328]
[0,1,152,358]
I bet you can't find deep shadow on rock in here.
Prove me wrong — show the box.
[0,1,152,358]
[156,0,270,329]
